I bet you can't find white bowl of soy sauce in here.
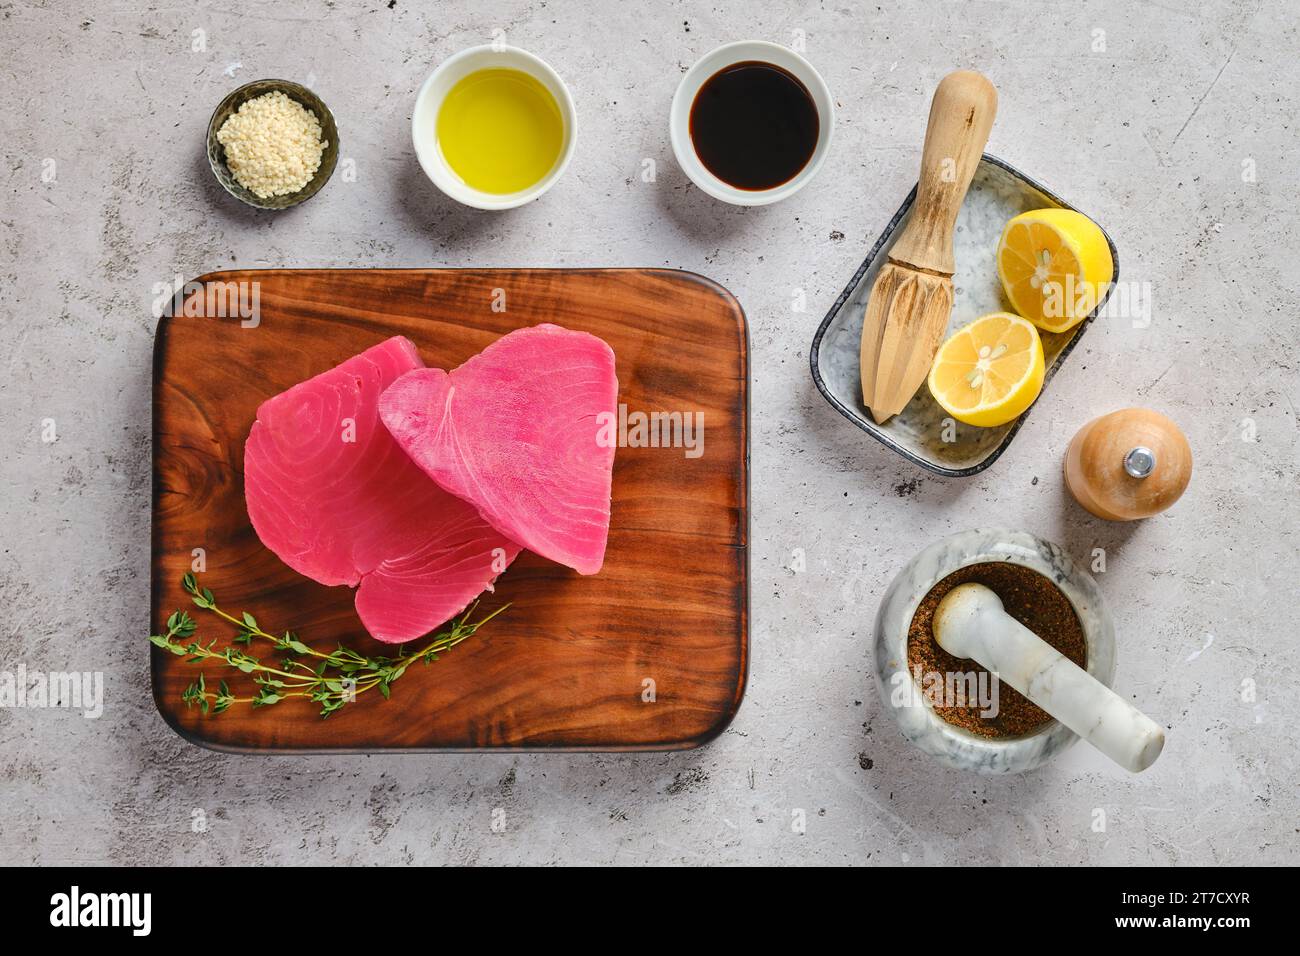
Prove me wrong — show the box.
[670,40,833,206]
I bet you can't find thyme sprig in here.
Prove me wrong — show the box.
[150,573,508,718]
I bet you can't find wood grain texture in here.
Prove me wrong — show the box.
[151,269,748,752]
[887,70,997,274]
[863,70,996,423]
[1063,408,1192,521]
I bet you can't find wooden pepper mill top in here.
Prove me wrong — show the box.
[1064,408,1192,521]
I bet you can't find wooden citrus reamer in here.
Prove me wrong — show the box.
[861,70,998,423]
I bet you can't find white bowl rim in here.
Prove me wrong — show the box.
[412,44,576,211]
[669,39,834,207]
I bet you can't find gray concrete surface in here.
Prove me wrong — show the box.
[2,0,1297,865]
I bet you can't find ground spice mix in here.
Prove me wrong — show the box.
[906,561,1087,738]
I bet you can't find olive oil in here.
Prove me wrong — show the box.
[436,69,564,194]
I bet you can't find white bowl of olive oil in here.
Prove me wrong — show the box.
[413,45,576,210]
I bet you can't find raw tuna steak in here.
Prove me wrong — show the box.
[379,324,618,574]
[244,336,520,643]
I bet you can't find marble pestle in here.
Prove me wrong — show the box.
[933,583,1165,773]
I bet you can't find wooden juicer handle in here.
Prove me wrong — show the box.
[888,70,998,276]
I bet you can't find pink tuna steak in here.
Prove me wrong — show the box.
[379,324,618,575]
[244,336,520,643]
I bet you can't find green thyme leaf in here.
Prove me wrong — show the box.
[156,572,506,718]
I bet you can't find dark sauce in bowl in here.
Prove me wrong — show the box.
[689,60,819,191]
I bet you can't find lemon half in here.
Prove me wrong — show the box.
[996,208,1113,334]
[927,312,1045,428]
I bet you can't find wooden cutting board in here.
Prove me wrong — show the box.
[152,269,748,752]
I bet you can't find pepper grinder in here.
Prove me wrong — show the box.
[1064,408,1192,521]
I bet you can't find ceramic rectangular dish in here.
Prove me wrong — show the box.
[810,154,1118,476]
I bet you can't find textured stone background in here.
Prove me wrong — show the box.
[1,0,1297,865]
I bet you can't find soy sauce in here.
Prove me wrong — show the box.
[689,61,819,191]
